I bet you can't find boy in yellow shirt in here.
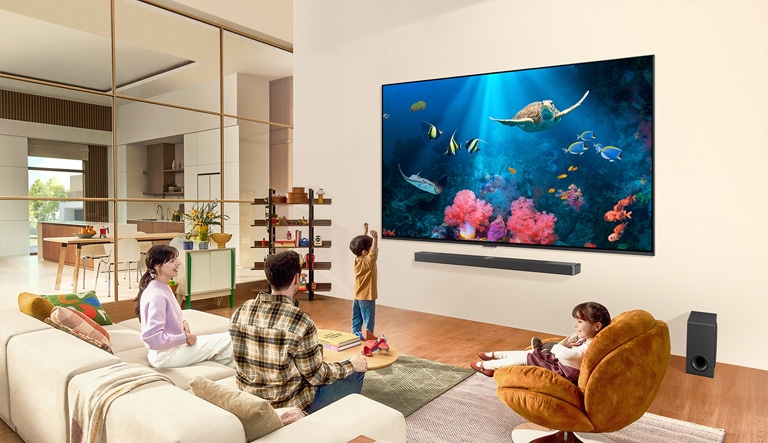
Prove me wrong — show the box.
[349,223,378,340]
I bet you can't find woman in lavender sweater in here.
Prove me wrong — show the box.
[133,245,234,368]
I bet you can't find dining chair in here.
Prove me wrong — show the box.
[135,231,152,274]
[95,238,142,296]
[79,244,109,290]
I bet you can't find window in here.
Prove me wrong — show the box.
[28,157,84,254]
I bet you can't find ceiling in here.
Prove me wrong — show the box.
[0,0,293,105]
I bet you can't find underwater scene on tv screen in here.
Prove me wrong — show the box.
[381,55,653,255]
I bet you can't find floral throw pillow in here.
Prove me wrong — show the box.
[43,291,113,325]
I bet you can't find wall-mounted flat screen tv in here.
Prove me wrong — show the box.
[382,55,654,255]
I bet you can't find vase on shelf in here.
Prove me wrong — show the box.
[198,241,209,250]
[197,225,209,241]
[182,240,194,250]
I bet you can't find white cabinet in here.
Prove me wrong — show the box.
[184,248,235,309]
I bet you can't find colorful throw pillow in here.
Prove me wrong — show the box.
[49,306,111,348]
[43,291,112,325]
[17,292,54,321]
[190,376,283,440]
[44,318,113,354]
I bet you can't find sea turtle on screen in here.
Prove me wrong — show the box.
[490,90,589,132]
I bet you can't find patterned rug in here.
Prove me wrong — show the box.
[361,354,474,417]
[406,373,726,443]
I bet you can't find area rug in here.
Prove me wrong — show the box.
[406,373,726,443]
[361,354,474,417]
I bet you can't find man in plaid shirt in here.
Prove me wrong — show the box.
[230,251,367,413]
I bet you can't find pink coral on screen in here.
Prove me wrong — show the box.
[556,183,584,211]
[506,197,558,244]
[444,190,494,239]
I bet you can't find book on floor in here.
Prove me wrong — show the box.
[317,329,360,347]
[323,341,362,352]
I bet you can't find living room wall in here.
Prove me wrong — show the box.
[292,0,768,370]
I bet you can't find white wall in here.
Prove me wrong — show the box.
[293,0,768,370]
[0,135,31,256]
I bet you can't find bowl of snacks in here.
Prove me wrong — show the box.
[75,232,96,239]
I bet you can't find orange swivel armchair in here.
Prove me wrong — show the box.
[494,310,671,443]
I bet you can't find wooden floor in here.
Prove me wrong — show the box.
[2,294,766,442]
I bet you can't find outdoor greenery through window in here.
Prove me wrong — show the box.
[28,157,84,254]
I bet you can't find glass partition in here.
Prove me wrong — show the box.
[114,0,220,112]
[0,0,292,300]
[0,0,111,91]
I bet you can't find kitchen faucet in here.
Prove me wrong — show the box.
[156,204,164,220]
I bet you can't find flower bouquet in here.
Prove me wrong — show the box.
[183,203,229,248]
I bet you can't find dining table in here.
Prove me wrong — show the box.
[43,232,184,292]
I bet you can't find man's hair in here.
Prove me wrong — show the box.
[349,235,373,257]
[572,302,611,330]
[265,251,301,291]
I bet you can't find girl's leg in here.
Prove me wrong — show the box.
[149,332,234,368]
[481,350,530,370]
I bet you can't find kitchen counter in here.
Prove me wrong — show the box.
[38,221,138,265]
[127,219,185,235]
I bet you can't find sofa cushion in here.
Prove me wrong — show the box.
[49,306,110,348]
[119,309,230,335]
[190,376,283,440]
[17,292,54,321]
[43,291,113,325]
[44,319,113,354]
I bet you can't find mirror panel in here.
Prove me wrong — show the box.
[114,0,220,112]
[223,30,292,122]
[0,0,111,91]
[224,118,270,267]
[115,98,220,222]
[0,78,112,201]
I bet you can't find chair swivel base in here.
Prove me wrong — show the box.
[512,423,614,443]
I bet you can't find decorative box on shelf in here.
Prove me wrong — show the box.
[286,187,308,203]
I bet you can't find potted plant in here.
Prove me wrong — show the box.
[182,202,229,250]
[197,226,209,249]
[182,231,194,250]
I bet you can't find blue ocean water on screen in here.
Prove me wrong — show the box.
[381,55,653,254]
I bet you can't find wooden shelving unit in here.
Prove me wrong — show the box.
[251,188,332,301]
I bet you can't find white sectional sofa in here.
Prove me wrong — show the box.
[0,307,406,443]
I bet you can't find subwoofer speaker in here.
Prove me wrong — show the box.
[686,311,717,378]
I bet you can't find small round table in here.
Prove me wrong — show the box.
[322,344,398,370]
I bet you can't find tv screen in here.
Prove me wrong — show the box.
[382,55,654,255]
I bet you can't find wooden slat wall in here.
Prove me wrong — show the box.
[0,89,111,131]
[85,145,109,222]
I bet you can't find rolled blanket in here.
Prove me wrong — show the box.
[70,362,172,443]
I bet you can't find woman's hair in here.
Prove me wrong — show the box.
[133,244,179,320]
[572,302,611,331]
[349,235,373,256]
[265,250,301,291]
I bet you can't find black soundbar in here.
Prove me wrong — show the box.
[414,251,580,276]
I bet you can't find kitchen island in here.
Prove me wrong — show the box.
[39,220,184,266]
